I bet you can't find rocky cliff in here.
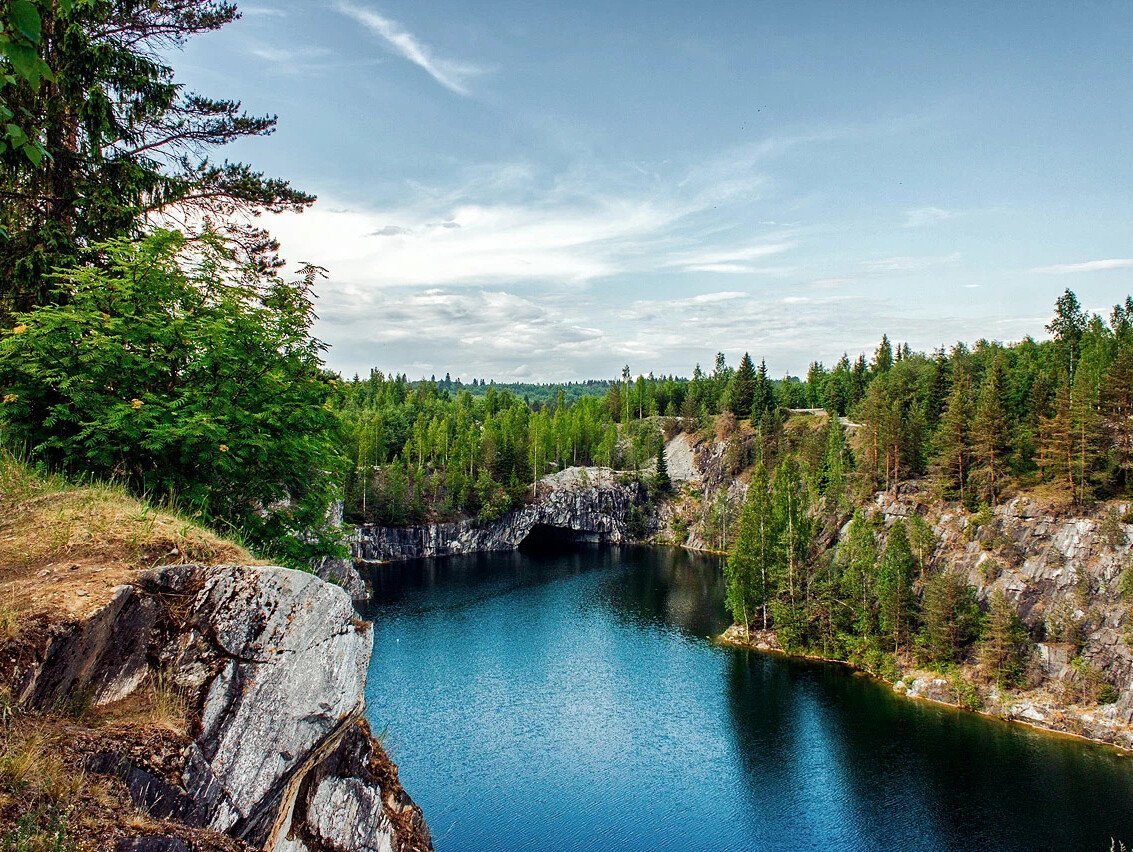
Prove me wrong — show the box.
[353,467,648,563]
[869,487,1133,749]
[3,562,431,851]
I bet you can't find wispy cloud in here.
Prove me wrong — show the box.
[1029,258,1133,274]
[245,43,331,64]
[336,3,483,94]
[241,5,287,16]
[663,242,795,274]
[903,206,955,228]
[862,253,960,273]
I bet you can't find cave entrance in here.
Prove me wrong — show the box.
[517,523,600,553]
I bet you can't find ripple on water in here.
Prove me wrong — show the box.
[360,546,1133,852]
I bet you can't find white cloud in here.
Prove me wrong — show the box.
[903,206,955,228]
[1029,258,1133,274]
[336,3,483,94]
[862,253,960,273]
[245,43,331,64]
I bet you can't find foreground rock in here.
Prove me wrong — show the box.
[354,467,648,563]
[5,564,431,851]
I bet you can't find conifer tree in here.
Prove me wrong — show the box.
[872,335,893,375]
[753,358,774,419]
[971,359,1011,506]
[979,590,1031,687]
[1039,382,1074,492]
[655,440,671,493]
[934,366,974,504]
[729,352,757,418]
[1103,348,1133,492]
[876,520,916,654]
[918,571,981,663]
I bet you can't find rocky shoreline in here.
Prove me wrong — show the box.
[719,613,1133,754]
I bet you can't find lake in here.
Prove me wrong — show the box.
[359,544,1133,852]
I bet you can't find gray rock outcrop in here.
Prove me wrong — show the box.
[354,467,647,563]
[7,563,431,851]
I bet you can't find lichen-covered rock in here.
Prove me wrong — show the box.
[311,555,367,601]
[867,485,1133,747]
[354,467,647,562]
[277,720,431,852]
[6,562,431,852]
[175,565,373,845]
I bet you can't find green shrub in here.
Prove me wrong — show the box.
[0,231,345,566]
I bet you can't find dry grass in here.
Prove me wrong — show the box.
[0,452,260,623]
[0,727,87,806]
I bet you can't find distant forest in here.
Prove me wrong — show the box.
[335,288,1133,529]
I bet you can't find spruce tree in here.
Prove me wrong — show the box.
[655,440,671,493]
[729,352,756,418]
[934,366,974,504]
[876,520,916,654]
[1103,348,1133,492]
[971,359,1011,506]
[918,571,981,664]
[979,590,1031,687]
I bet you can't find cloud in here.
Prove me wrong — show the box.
[245,43,331,64]
[240,5,287,16]
[336,3,483,94]
[1029,258,1133,274]
[903,206,954,228]
[268,152,777,290]
[862,253,960,273]
[663,242,795,274]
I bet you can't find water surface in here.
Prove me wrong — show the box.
[360,544,1133,852]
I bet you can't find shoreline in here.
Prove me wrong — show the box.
[717,626,1133,756]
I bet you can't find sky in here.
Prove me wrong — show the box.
[174,0,1133,382]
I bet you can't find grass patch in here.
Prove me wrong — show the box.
[0,451,259,623]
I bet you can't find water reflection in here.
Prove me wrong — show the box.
[361,545,1133,852]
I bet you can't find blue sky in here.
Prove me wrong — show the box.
[175,1,1133,381]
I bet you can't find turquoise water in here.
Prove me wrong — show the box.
[360,545,1133,852]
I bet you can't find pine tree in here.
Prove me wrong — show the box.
[970,359,1011,506]
[979,590,1031,687]
[876,520,916,654]
[0,1,313,317]
[934,366,974,504]
[918,571,981,663]
[729,352,757,418]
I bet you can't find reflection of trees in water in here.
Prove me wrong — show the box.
[593,548,730,638]
[359,545,624,618]
[724,647,1133,851]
